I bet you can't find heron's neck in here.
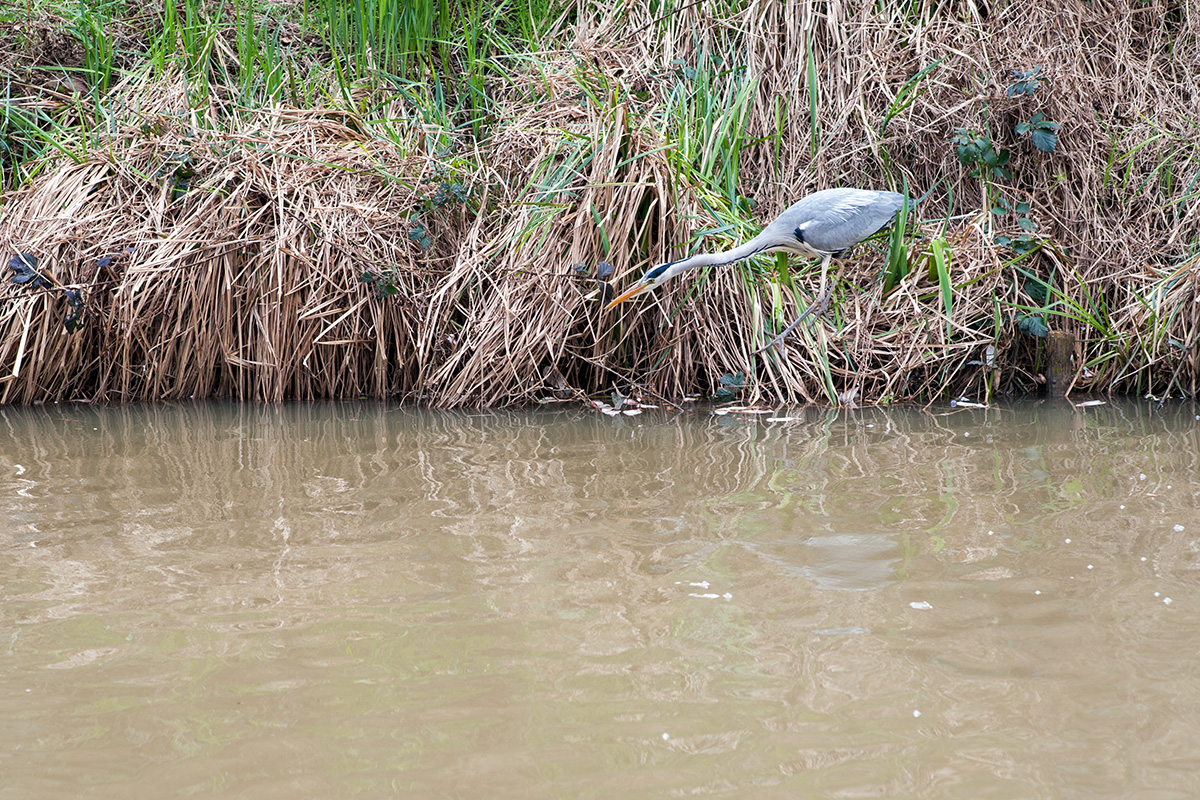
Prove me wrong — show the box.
[668,230,772,276]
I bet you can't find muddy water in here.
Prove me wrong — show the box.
[2,400,1200,799]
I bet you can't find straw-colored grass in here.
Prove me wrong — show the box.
[1,0,1198,405]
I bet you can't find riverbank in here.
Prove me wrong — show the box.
[2,1,1197,405]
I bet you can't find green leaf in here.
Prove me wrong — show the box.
[1014,234,1038,253]
[1015,201,1031,214]
[711,371,746,402]
[1017,217,1038,231]
[1030,128,1058,152]
[932,239,953,339]
[1016,121,1031,135]
[719,371,746,389]
[1017,314,1049,338]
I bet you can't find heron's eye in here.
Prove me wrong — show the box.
[644,264,669,282]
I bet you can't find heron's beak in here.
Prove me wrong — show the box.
[603,281,650,311]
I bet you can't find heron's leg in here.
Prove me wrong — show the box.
[753,254,833,354]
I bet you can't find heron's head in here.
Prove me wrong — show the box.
[603,262,677,310]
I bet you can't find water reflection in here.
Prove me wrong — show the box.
[2,400,1199,798]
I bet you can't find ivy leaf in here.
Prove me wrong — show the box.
[711,371,746,402]
[1030,127,1058,152]
[8,253,48,289]
[1017,314,1049,338]
[63,289,84,333]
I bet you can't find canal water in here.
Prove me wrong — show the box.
[2,400,1199,798]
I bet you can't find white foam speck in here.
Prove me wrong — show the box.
[1174,524,1185,532]
[1065,538,1071,544]
[910,601,932,610]
[1163,597,1173,605]
[913,709,922,718]
[662,732,670,740]
[1087,564,1094,570]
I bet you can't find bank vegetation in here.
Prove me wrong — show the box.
[1,0,1197,405]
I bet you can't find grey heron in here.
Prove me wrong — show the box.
[604,188,911,353]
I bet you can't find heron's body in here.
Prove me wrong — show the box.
[605,188,910,351]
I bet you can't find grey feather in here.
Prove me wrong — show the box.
[763,188,907,256]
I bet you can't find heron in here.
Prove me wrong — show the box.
[603,187,911,353]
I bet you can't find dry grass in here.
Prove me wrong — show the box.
[1,0,1198,405]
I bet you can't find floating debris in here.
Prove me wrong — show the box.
[909,601,933,610]
[714,405,774,416]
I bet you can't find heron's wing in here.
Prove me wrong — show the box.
[786,190,906,254]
